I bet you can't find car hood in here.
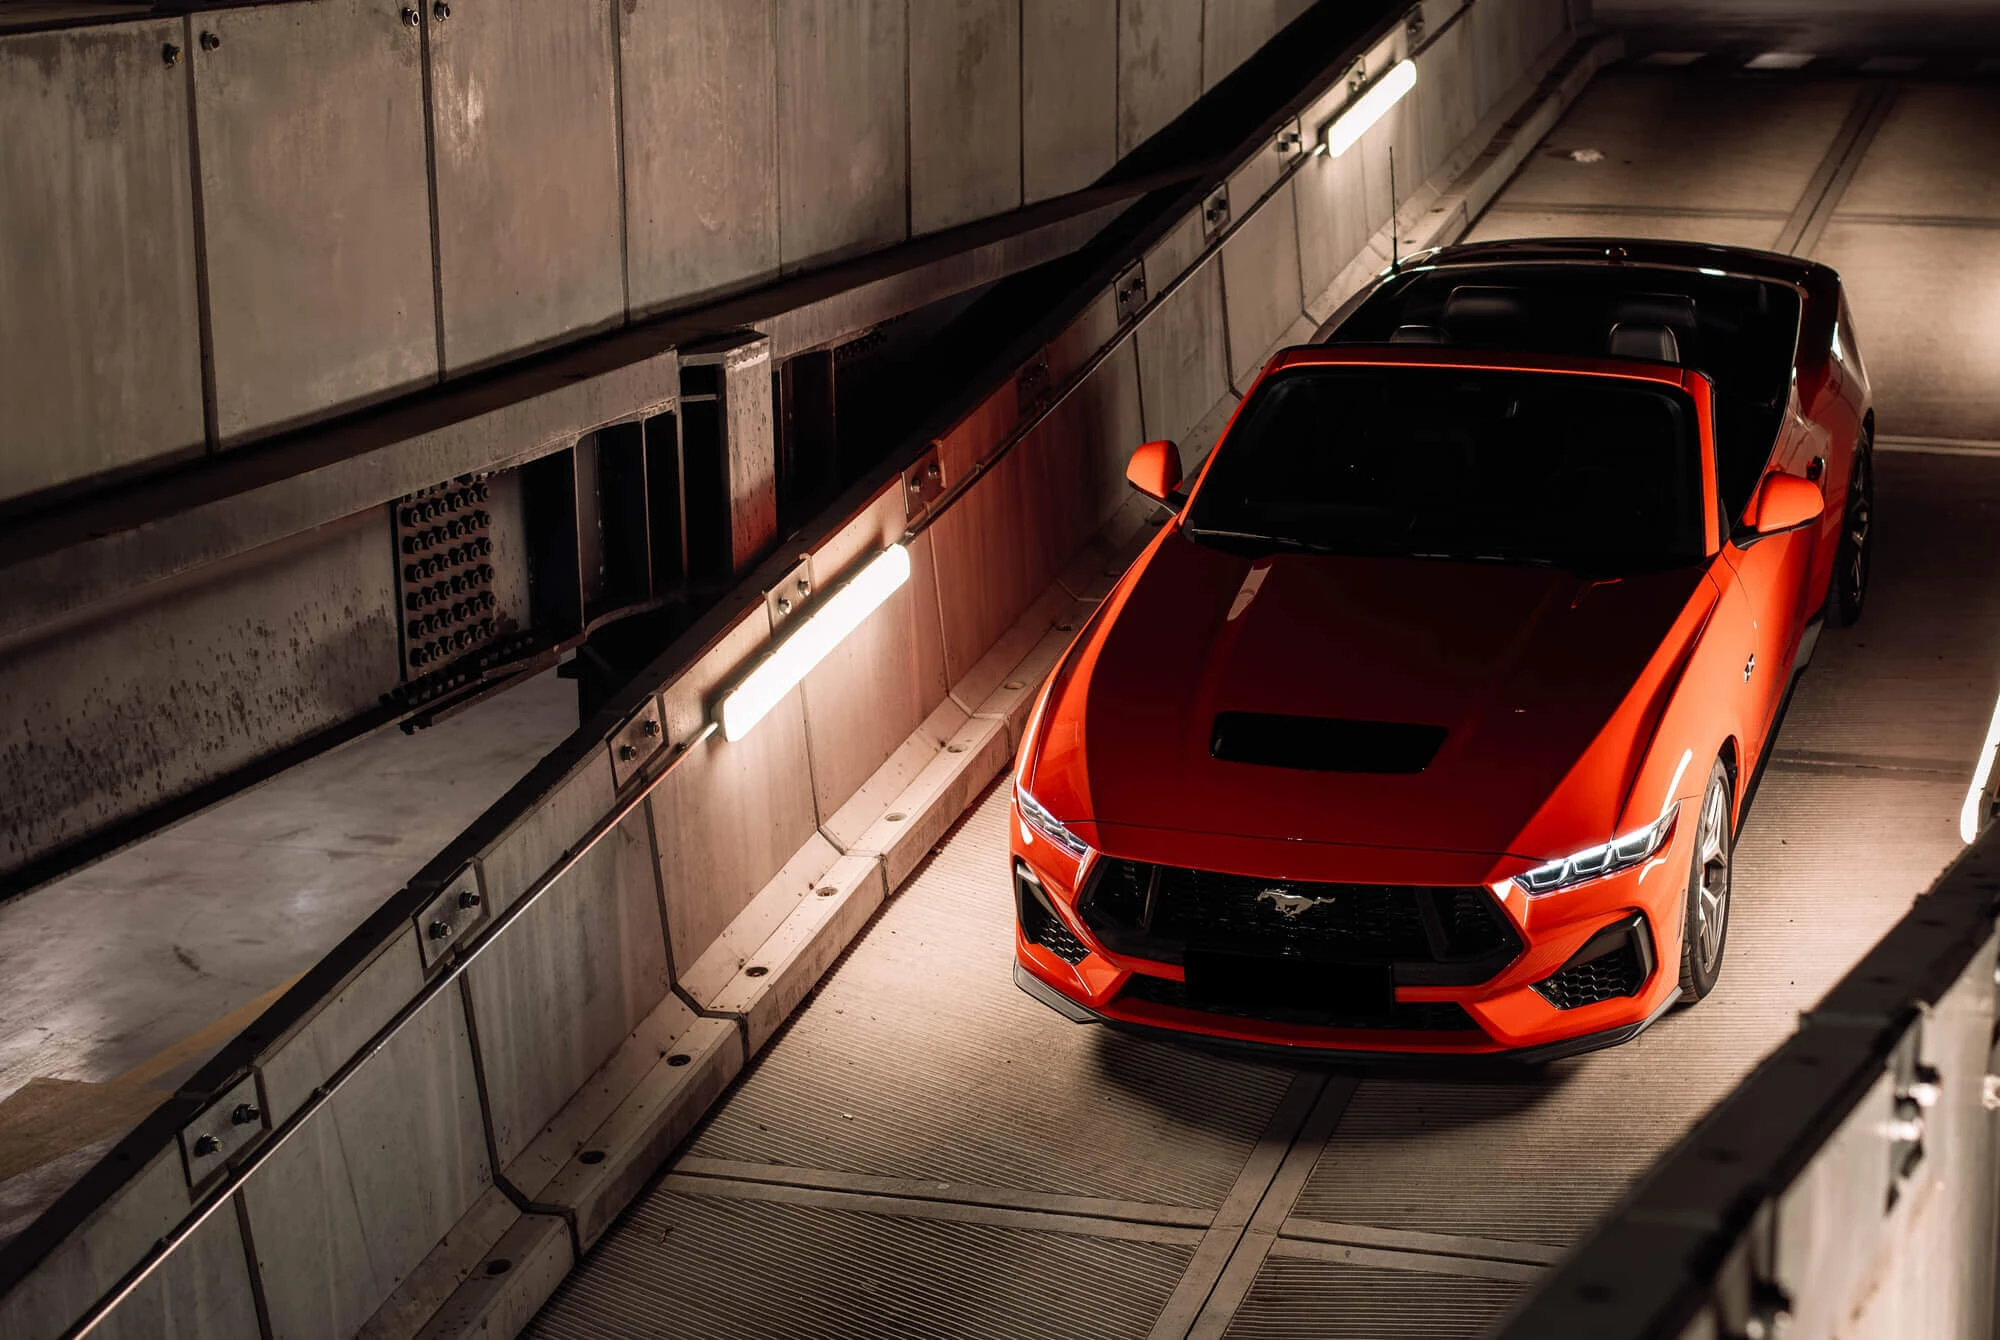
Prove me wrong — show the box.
[1028,529,1715,866]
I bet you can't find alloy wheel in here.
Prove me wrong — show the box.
[1692,778,1731,976]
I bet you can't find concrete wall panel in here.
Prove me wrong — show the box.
[1356,69,1425,246]
[0,510,400,878]
[1134,230,1230,447]
[1117,0,1202,156]
[0,21,203,503]
[1049,339,1147,545]
[622,0,778,314]
[799,489,948,820]
[478,752,618,918]
[650,610,818,973]
[776,0,907,269]
[259,929,427,1127]
[0,1147,260,1340]
[1220,179,1305,389]
[1021,0,1116,204]
[466,811,668,1167]
[1201,0,1285,91]
[246,987,489,1340]
[194,0,437,443]
[910,0,1021,236]
[1416,17,1477,184]
[429,0,623,372]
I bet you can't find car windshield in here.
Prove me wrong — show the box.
[1183,366,1706,573]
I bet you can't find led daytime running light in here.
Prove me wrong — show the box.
[1517,808,1678,896]
[1015,783,1090,860]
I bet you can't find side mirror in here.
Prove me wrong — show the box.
[1126,439,1183,504]
[1752,471,1824,535]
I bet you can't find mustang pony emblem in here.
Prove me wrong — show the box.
[1257,888,1331,918]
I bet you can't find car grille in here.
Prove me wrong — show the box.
[1080,859,1521,986]
[1118,974,1481,1032]
[1534,940,1646,1009]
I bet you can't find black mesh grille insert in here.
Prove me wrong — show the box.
[1534,940,1645,1009]
[1016,866,1090,965]
[1119,974,1481,1032]
[1080,859,1521,986]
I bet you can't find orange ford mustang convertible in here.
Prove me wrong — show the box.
[1011,239,1874,1060]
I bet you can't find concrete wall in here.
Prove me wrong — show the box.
[0,4,1592,1337]
[0,0,1319,504]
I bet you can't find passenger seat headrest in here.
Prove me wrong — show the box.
[1608,321,1680,364]
[1389,324,1447,344]
[1442,286,1529,344]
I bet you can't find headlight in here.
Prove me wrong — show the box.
[1515,807,1678,896]
[1015,783,1090,860]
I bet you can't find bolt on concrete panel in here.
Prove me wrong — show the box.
[775,0,909,271]
[1022,0,1116,204]
[0,21,205,502]
[193,0,438,444]
[1117,0,1202,157]
[908,0,1022,236]
[621,0,780,314]
[429,0,625,373]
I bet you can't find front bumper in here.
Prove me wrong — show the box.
[1013,961,1681,1066]
[1010,799,1692,1058]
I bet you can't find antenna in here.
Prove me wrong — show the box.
[1388,144,1400,273]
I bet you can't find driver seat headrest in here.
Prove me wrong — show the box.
[1608,321,1680,364]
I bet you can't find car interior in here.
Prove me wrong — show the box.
[1328,264,1804,524]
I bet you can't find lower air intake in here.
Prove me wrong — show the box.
[1533,912,1654,1009]
[1016,863,1090,965]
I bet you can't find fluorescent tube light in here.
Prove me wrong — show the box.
[717,544,912,742]
[1958,687,2000,843]
[1321,60,1417,158]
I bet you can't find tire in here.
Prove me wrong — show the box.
[1677,759,1734,1003]
[1824,434,1873,628]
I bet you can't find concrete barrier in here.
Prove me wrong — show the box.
[0,4,1607,1336]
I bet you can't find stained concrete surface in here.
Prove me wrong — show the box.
[0,670,576,1247]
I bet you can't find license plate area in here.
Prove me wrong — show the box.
[1182,951,1393,1024]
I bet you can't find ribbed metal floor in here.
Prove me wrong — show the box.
[531,62,2000,1340]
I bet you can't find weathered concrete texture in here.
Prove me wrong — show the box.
[0,1147,260,1340]
[1021,0,1116,203]
[0,509,399,877]
[1221,180,1307,390]
[244,988,491,1340]
[649,606,820,977]
[797,488,950,824]
[193,0,438,443]
[621,0,778,314]
[1117,0,1203,156]
[1414,6,1479,184]
[1201,0,1312,91]
[1134,218,1231,448]
[909,0,1022,236]
[775,0,908,269]
[464,810,668,1168]
[0,20,203,504]
[429,0,624,372]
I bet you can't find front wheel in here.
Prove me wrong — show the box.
[1677,760,1734,1003]
[1825,434,1873,627]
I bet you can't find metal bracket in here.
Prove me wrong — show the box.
[1015,352,1051,418]
[609,696,665,787]
[1274,120,1305,157]
[903,447,944,521]
[1113,261,1147,324]
[1883,1020,1935,1209]
[178,1074,266,1193]
[1201,185,1231,243]
[1404,5,1426,49]
[416,865,487,971]
[765,555,815,632]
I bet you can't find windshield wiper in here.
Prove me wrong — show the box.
[1183,527,1334,554]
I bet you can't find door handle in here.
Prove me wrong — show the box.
[1807,456,1825,482]
[1744,653,1756,682]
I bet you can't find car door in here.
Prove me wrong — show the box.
[1720,472,1816,752]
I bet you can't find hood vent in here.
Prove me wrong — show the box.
[1210,712,1447,774]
